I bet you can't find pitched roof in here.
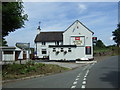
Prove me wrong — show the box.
[34,20,94,43]
[64,20,94,34]
[34,31,63,42]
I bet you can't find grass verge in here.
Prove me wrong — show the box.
[2,62,70,80]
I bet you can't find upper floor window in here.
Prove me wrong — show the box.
[42,42,46,45]
[55,41,59,45]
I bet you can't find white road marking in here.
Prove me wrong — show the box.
[87,69,89,73]
[81,62,97,88]
[82,65,89,71]
[84,75,87,78]
[73,81,77,85]
[81,85,86,88]
[82,81,86,84]
[71,85,76,88]
[85,73,88,76]
[76,78,79,81]
[83,78,86,80]
[85,70,89,76]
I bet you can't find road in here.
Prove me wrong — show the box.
[3,56,119,88]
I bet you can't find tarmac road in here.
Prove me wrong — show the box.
[2,56,119,88]
[86,56,119,88]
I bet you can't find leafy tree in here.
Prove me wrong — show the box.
[2,37,8,46]
[112,23,120,47]
[2,2,28,37]
[94,40,106,49]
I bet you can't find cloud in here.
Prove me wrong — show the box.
[110,36,114,40]
[5,2,117,47]
[78,4,87,12]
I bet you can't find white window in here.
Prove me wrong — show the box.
[55,41,59,45]
[42,42,46,45]
[68,48,71,52]
[42,49,47,54]
[71,36,85,46]
[53,48,56,52]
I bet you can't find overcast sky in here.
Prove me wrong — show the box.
[5,2,118,47]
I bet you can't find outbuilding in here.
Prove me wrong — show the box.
[1,46,33,61]
[1,47,16,61]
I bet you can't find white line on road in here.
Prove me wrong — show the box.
[76,78,79,81]
[71,85,76,88]
[71,73,81,88]
[82,81,86,84]
[83,78,86,80]
[81,61,97,88]
[81,85,86,88]
[85,70,89,76]
[73,81,77,85]
[84,75,87,78]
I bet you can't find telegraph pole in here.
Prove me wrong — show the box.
[28,43,30,61]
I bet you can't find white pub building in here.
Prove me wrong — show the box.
[34,20,94,61]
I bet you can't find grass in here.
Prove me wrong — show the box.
[2,62,70,80]
[94,48,110,53]
[94,46,120,56]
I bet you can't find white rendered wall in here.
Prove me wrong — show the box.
[63,21,93,46]
[49,47,76,60]
[2,51,15,61]
[63,21,93,60]
[36,42,62,58]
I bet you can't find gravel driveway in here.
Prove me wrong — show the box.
[38,62,87,69]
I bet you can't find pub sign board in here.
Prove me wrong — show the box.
[71,36,85,46]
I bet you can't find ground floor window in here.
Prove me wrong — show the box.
[86,46,91,55]
[61,48,64,52]
[42,49,47,54]
[68,48,71,52]
[53,48,56,52]
[4,51,13,54]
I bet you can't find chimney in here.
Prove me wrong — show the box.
[37,25,41,34]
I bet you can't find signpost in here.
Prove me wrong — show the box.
[16,43,30,62]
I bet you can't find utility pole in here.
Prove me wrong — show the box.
[28,43,30,61]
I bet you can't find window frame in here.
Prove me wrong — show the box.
[41,49,47,54]
[42,42,46,45]
[85,46,91,55]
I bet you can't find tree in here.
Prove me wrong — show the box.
[95,40,106,48]
[112,23,120,47]
[2,2,28,37]
[2,37,8,46]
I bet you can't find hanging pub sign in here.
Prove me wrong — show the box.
[71,36,85,46]
[92,37,97,43]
